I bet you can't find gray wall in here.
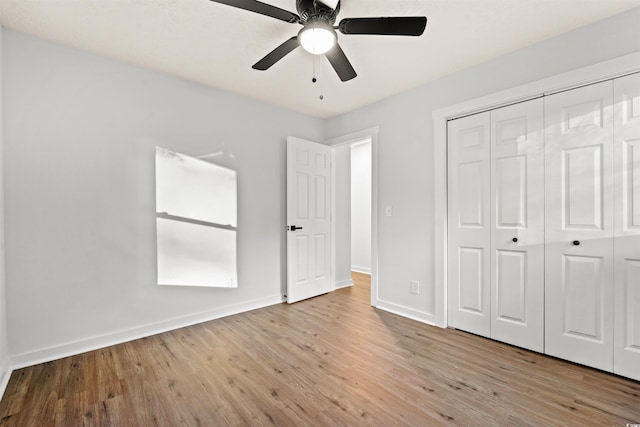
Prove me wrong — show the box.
[3,30,324,361]
[325,7,640,319]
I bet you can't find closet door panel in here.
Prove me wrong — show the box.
[545,81,614,371]
[613,72,640,381]
[562,254,605,338]
[490,98,545,352]
[448,112,491,337]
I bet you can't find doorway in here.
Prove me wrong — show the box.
[329,127,378,306]
[350,140,372,276]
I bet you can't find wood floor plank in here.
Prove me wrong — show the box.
[1,272,638,426]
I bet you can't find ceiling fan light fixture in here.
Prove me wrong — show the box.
[299,25,336,55]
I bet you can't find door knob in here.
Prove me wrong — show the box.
[289,225,303,231]
[512,237,518,243]
[572,240,580,246]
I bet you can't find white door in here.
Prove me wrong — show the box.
[613,72,640,381]
[448,112,491,337]
[490,99,545,352]
[544,81,615,371]
[286,137,332,303]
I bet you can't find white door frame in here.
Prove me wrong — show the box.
[326,126,380,307]
[432,51,640,328]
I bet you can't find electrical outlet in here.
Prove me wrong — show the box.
[410,280,420,294]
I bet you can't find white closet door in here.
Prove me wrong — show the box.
[490,99,545,352]
[613,73,640,381]
[448,112,491,337]
[544,81,615,371]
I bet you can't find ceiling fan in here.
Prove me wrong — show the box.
[209,0,427,82]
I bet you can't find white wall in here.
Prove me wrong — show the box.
[350,141,371,274]
[0,17,12,391]
[2,29,325,364]
[332,144,352,288]
[325,7,640,325]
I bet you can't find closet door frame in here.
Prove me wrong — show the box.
[432,52,640,329]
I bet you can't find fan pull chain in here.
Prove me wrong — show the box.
[311,56,324,100]
[319,62,324,100]
[312,56,317,83]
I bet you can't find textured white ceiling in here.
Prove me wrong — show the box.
[1,0,639,118]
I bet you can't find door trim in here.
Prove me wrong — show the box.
[326,126,380,308]
[432,51,640,328]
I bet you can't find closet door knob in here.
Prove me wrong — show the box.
[512,237,518,243]
[572,240,581,246]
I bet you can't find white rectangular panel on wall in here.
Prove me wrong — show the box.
[155,147,238,288]
[156,218,237,287]
[448,112,491,337]
[544,80,614,372]
[613,72,640,381]
[490,98,545,353]
[156,147,237,227]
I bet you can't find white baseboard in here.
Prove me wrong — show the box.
[9,294,284,370]
[334,279,353,289]
[351,266,371,275]
[374,299,445,328]
[0,358,11,401]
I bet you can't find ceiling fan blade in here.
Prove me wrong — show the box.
[252,37,300,70]
[209,0,300,23]
[325,44,357,82]
[338,16,427,36]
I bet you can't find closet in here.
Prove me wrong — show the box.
[447,72,640,381]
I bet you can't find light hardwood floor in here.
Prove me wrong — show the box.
[1,272,638,426]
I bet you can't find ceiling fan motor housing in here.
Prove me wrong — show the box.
[296,0,340,25]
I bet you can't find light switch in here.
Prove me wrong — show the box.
[386,205,393,217]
